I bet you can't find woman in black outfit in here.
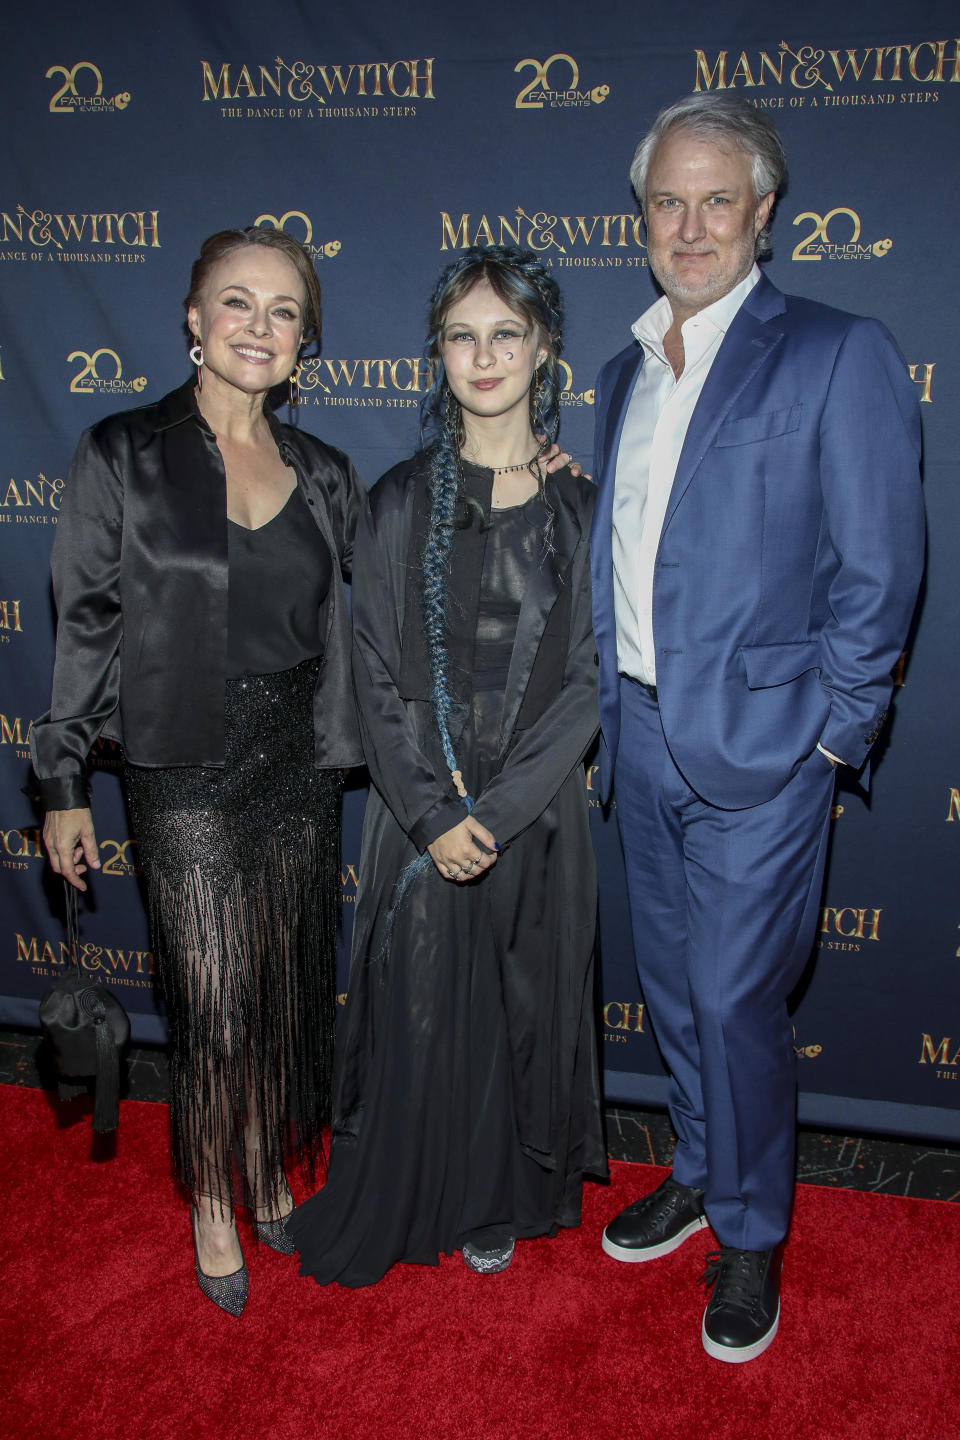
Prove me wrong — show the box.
[33,227,364,1316]
[289,244,607,1286]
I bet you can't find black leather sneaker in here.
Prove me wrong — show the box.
[701,1245,783,1363]
[601,1175,708,1262]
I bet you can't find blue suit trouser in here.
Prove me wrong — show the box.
[616,679,836,1251]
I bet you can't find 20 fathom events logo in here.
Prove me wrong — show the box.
[65,347,147,397]
[201,56,435,120]
[0,205,160,265]
[45,61,131,114]
[513,53,610,111]
[253,212,341,261]
[692,37,960,109]
[791,207,892,263]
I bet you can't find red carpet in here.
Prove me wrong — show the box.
[2,1084,957,1440]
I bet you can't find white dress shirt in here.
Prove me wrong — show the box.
[612,265,761,686]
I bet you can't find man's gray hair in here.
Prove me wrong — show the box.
[630,93,787,258]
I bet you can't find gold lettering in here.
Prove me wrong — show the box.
[323,358,361,387]
[16,933,67,967]
[1,827,43,858]
[919,1034,952,1065]
[828,48,873,83]
[830,906,861,939]
[882,45,909,81]
[407,58,435,99]
[360,360,388,389]
[387,61,411,97]
[693,49,728,90]
[473,216,495,246]
[0,600,22,631]
[560,216,599,245]
[201,61,232,101]
[53,213,88,244]
[946,787,960,823]
[0,714,28,745]
[603,1001,645,1032]
[319,64,356,96]
[908,362,934,403]
[858,908,882,942]
[728,52,758,87]
[1,211,25,242]
[440,211,470,250]
[387,358,431,392]
[757,49,788,85]
[234,65,258,99]
[258,64,282,97]
[931,39,960,82]
[16,933,40,964]
[820,906,881,941]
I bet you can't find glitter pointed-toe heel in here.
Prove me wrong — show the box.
[191,1205,248,1317]
[248,1173,297,1254]
[253,1215,296,1254]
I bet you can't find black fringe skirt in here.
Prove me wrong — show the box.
[124,658,343,1215]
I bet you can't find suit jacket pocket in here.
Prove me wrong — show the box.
[714,404,803,448]
[739,639,820,689]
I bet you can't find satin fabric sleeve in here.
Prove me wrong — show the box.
[30,428,125,810]
[471,523,599,848]
[350,478,467,852]
[324,443,365,578]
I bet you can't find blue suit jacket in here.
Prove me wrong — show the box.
[590,273,925,810]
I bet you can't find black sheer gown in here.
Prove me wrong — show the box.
[289,458,607,1287]
[125,489,342,1217]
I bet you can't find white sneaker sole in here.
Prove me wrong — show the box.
[701,1300,780,1363]
[601,1213,708,1263]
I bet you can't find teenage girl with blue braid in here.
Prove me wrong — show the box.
[289,245,607,1285]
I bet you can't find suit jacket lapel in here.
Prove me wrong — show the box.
[498,480,578,752]
[663,278,786,530]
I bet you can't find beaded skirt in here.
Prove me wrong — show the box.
[124,658,343,1216]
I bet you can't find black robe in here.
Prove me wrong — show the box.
[289,456,608,1287]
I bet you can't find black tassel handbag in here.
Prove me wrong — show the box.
[39,882,130,1132]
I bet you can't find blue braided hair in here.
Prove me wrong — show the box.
[420,244,565,799]
[382,245,566,942]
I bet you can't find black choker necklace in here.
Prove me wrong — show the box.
[491,452,540,474]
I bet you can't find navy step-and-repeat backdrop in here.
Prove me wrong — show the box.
[2,1,957,1140]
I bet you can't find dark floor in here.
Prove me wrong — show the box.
[3,1026,958,1202]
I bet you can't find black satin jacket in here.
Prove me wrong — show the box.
[31,381,364,809]
[353,457,600,853]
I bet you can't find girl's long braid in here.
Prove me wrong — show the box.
[422,397,475,812]
[378,385,473,955]
[379,244,565,961]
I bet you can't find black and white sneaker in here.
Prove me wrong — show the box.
[602,1175,707,1263]
[701,1244,783,1363]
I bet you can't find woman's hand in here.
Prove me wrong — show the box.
[427,815,498,882]
[537,437,590,480]
[43,808,100,892]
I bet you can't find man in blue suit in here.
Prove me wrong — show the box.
[591,94,924,1363]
